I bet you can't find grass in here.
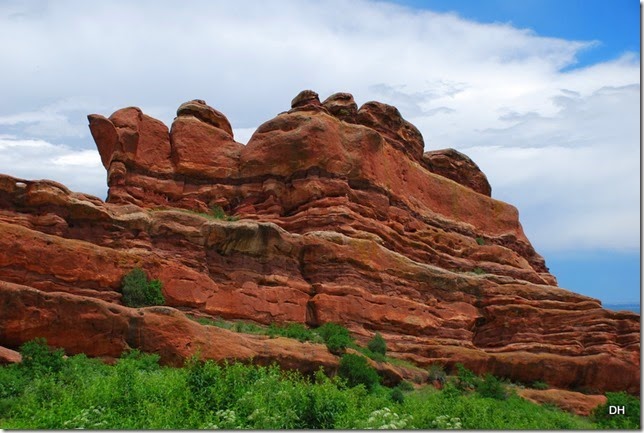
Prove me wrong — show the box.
[186,315,351,350]
[0,339,609,430]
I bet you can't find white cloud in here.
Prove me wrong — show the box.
[464,84,639,252]
[0,0,638,253]
[0,136,105,198]
[232,127,258,145]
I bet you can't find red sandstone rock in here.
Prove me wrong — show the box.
[0,91,639,395]
[0,346,21,364]
[322,92,358,123]
[422,148,492,196]
[291,89,322,109]
[517,388,607,417]
[176,99,234,137]
[356,100,424,161]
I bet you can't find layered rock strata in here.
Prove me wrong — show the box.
[0,90,638,394]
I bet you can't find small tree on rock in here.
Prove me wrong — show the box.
[121,268,165,307]
[367,332,387,357]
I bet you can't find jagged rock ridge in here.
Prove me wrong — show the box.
[0,90,638,394]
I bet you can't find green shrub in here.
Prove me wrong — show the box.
[232,321,264,334]
[0,364,28,399]
[367,332,386,357]
[210,205,238,221]
[338,354,380,391]
[396,380,414,392]
[427,364,447,386]
[119,349,160,371]
[121,268,165,307]
[19,338,65,376]
[472,267,486,275]
[390,387,405,403]
[477,373,508,400]
[531,380,549,390]
[268,323,319,342]
[455,363,479,391]
[361,347,386,362]
[441,381,462,399]
[317,323,353,355]
[592,391,640,429]
[476,236,485,245]
[302,370,348,429]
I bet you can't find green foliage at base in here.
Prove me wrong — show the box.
[427,364,447,386]
[338,354,380,391]
[0,339,622,429]
[592,391,640,429]
[477,374,509,400]
[19,338,65,376]
[121,268,165,307]
[455,363,480,391]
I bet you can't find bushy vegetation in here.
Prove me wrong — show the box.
[268,323,323,343]
[317,323,353,355]
[121,268,165,307]
[0,339,608,429]
[338,354,380,391]
[19,338,65,376]
[427,364,447,386]
[592,391,640,429]
[367,332,387,357]
[477,374,509,400]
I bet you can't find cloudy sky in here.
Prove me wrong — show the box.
[0,0,639,304]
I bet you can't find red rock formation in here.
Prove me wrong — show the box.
[422,148,492,196]
[517,388,607,417]
[0,346,21,364]
[0,91,639,394]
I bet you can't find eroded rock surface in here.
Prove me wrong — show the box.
[0,91,639,394]
[517,388,608,417]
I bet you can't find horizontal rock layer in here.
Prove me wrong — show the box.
[0,91,639,394]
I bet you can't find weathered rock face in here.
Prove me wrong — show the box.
[422,148,492,196]
[0,91,639,395]
[517,388,607,417]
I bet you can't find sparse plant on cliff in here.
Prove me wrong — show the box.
[317,323,353,355]
[121,268,165,307]
[367,332,387,358]
[268,323,323,343]
[210,205,238,221]
[476,237,485,245]
[531,380,549,390]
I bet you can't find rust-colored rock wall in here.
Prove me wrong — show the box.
[0,90,639,394]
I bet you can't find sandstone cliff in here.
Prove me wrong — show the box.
[0,90,638,394]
